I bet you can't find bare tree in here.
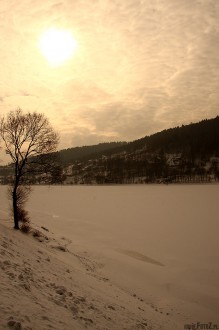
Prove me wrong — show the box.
[0,109,59,229]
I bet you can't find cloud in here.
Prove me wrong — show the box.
[0,0,219,157]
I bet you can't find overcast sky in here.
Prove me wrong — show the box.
[0,0,219,153]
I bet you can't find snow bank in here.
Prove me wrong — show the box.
[0,185,219,329]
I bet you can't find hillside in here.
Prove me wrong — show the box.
[62,116,219,184]
[57,116,219,162]
[0,214,157,330]
[56,142,127,165]
[1,116,219,184]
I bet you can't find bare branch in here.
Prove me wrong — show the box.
[0,108,59,229]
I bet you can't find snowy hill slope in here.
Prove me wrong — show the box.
[0,221,168,330]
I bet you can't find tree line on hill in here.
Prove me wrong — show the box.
[60,116,219,184]
[1,116,219,185]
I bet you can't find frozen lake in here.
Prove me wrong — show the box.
[1,184,219,323]
[24,185,219,261]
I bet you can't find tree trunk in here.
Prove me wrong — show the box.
[13,188,19,230]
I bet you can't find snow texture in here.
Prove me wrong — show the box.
[0,185,219,329]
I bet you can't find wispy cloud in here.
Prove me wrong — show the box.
[0,0,219,153]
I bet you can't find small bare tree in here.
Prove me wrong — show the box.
[0,109,59,229]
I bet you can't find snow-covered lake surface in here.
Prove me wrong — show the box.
[1,184,219,325]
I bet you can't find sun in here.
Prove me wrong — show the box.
[39,28,78,66]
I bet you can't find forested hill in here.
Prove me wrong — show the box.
[1,116,219,184]
[59,116,219,184]
[57,116,219,165]
[126,116,219,155]
[56,142,127,165]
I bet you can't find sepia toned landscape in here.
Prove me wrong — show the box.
[1,0,219,329]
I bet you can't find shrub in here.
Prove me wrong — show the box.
[20,223,31,234]
[32,229,42,238]
[17,207,30,224]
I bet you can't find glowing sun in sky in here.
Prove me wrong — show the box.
[39,28,78,66]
